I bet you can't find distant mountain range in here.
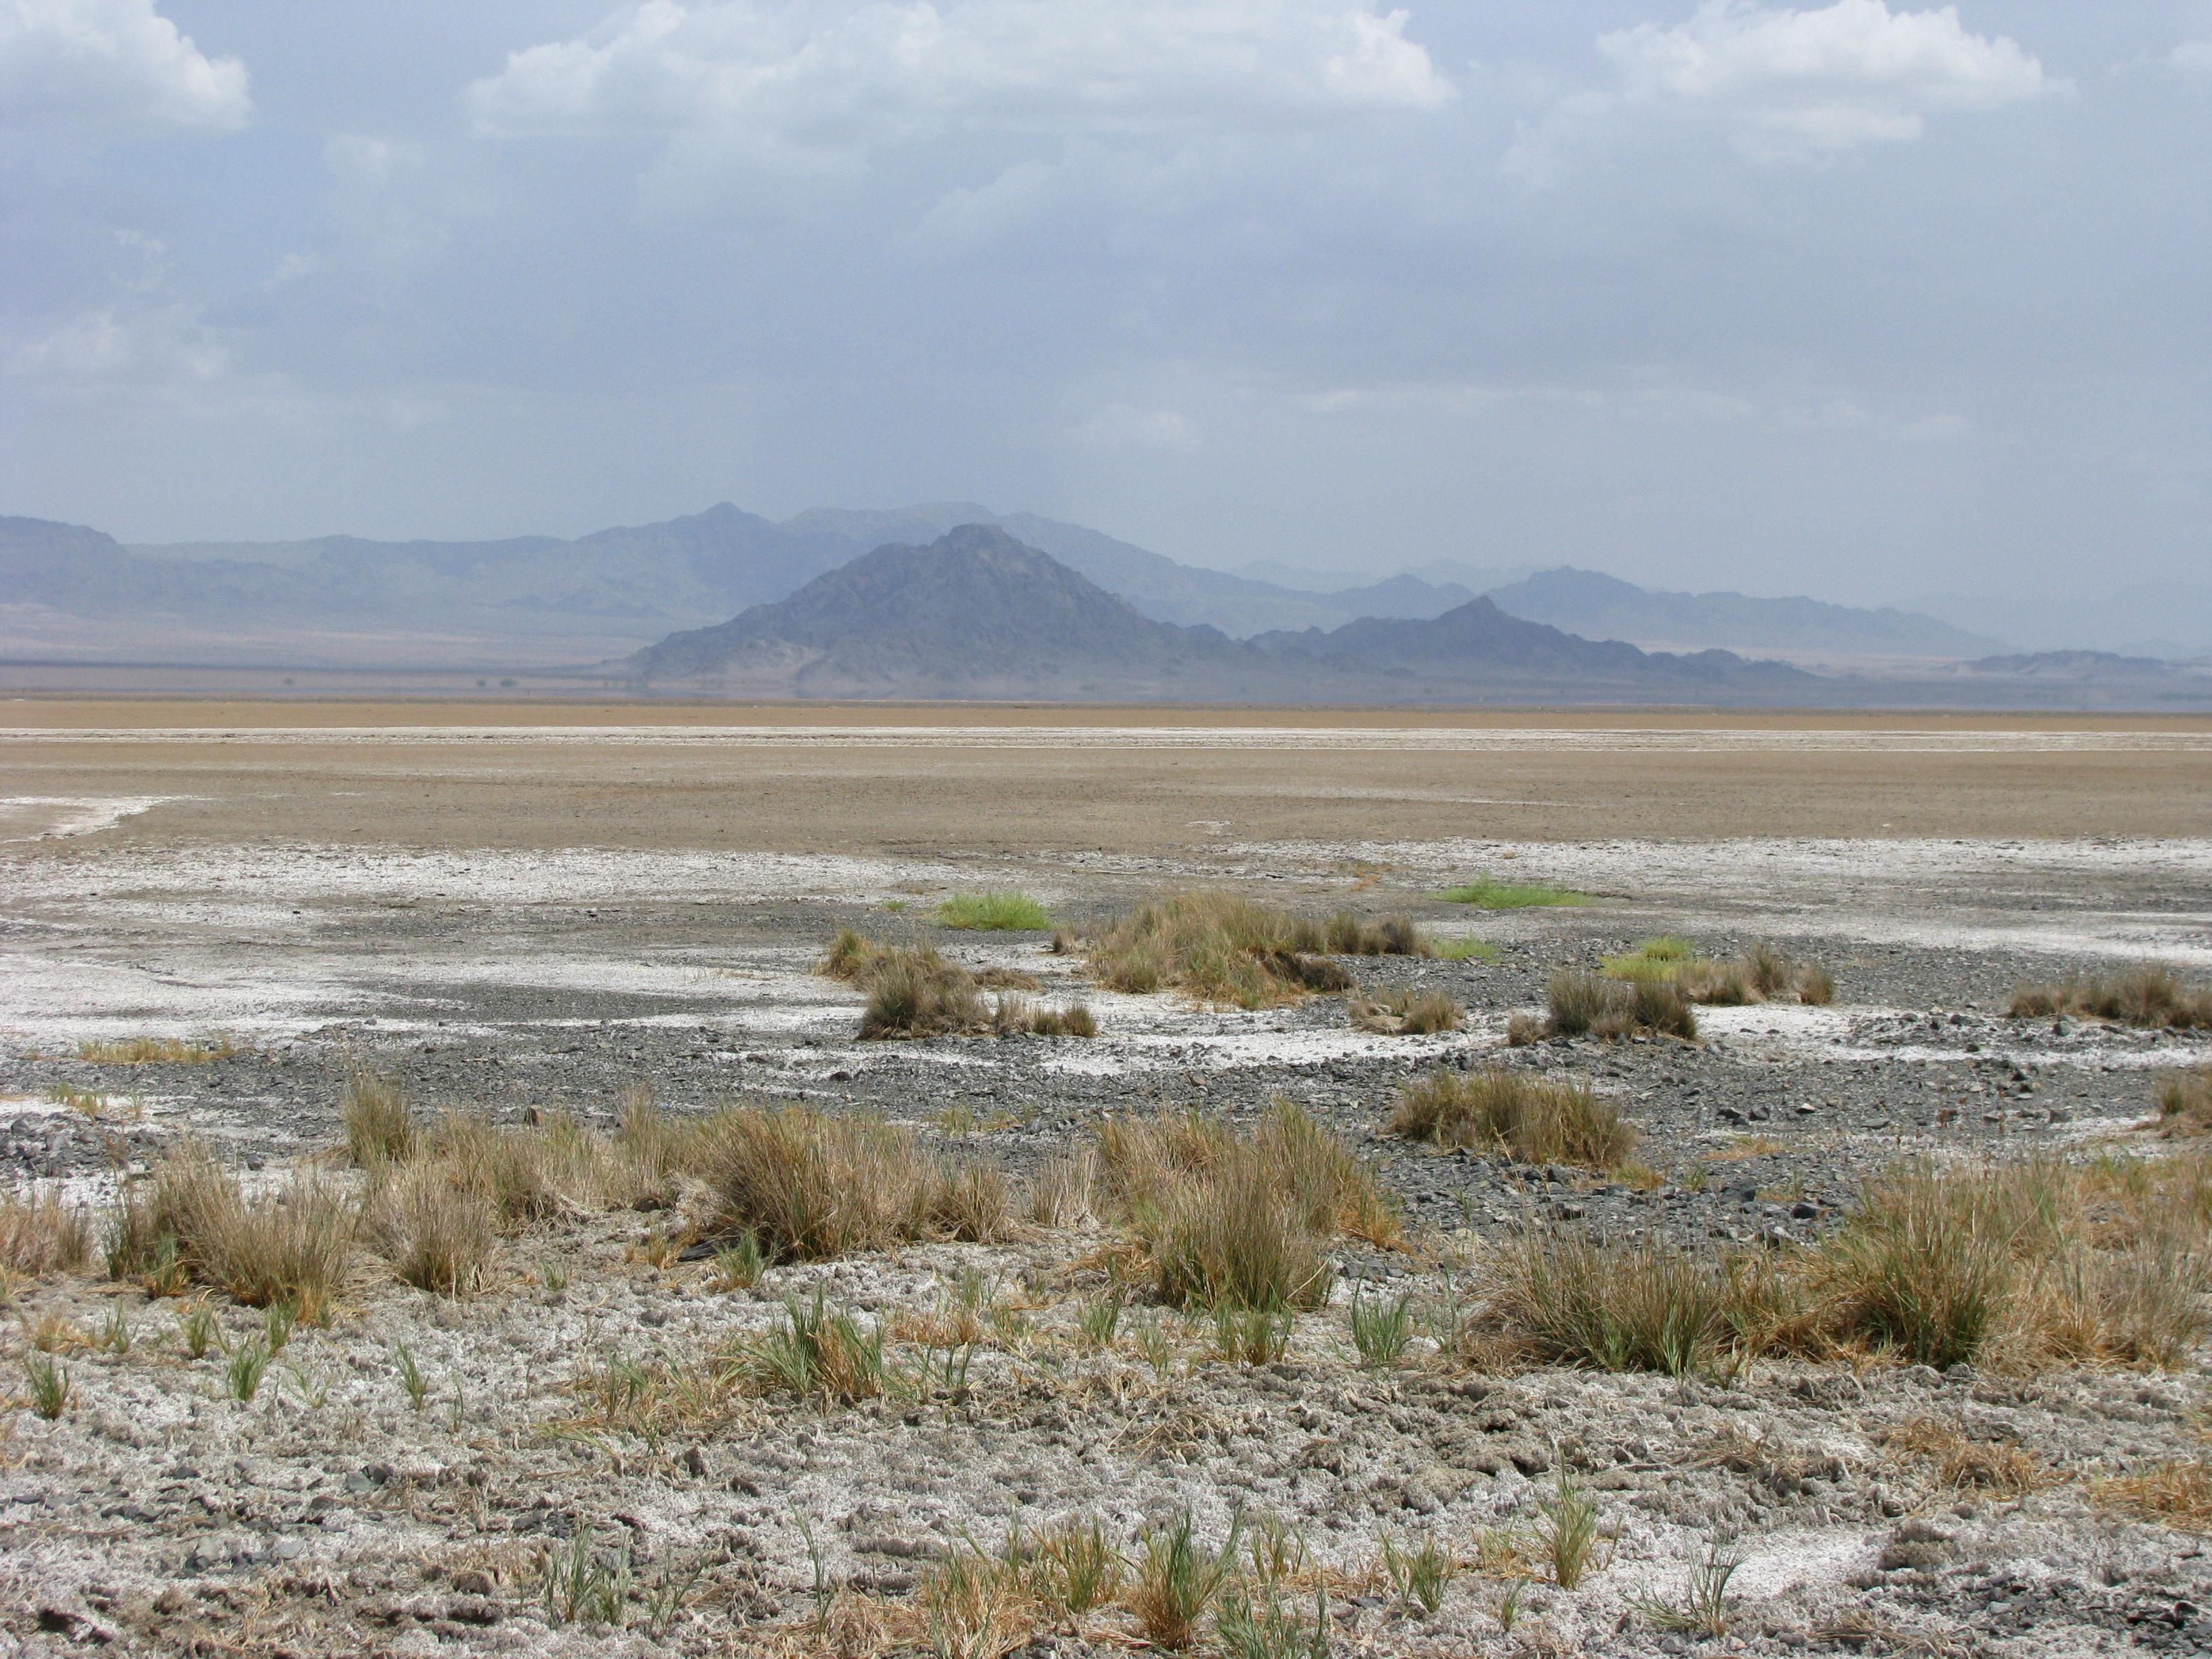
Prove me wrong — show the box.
[633,525,1812,703]
[1486,567,2001,662]
[4,501,2207,707]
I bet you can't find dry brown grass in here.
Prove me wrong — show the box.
[0,1187,93,1279]
[2154,1067,2212,1136]
[1881,1417,2047,1496]
[1349,988,1463,1035]
[1097,1102,1396,1311]
[76,1036,237,1065]
[1084,891,1427,1008]
[2093,1460,2212,1532]
[111,1143,353,1321]
[363,1160,497,1295]
[1545,969,1698,1042]
[341,1067,415,1165]
[2009,964,2212,1029]
[1473,1151,2212,1377]
[1391,1067,1636,1170]
[823,931,1092,1039]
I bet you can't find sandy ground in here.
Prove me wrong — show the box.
[2,701,2211,1656]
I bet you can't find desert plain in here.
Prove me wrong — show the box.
[2,701,2211,1658]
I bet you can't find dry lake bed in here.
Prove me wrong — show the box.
[2,703,2210,1658]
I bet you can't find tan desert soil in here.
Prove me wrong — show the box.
[1,703,2210,1656]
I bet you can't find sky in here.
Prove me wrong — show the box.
[1,1,2208,615]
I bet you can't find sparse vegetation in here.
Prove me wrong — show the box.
[741,1290,889,1404]
[1544,968,1698,1041]
[1392,1067,1637,1170]
[364,1158,497,1295]
[25,1352,71,1419]
[1350,1289,1414,1368]
[1439,877,1591,909]
[2009,964,2212,1029]
[1881,1417,2045,1495]
[341,1067,415,1164]
[1431,936,1500,962]
[110,1144,352,1322]
[1475,1151,2212,1376]
[2093,1460,2212,1532]
[823,931,1094,1039]
[1540,1474,1603,1588]
[1097,1103,1397,1311]
[76,1036,236,1065]
[936,890,1052,930]
[1348,987,1463,1034]
[1602,937,1832,1006]
[1085,892,1428,1008]
[2156,1067,2212,1136]
[0,1185,93,1278]
[1127,1509,1242,1651]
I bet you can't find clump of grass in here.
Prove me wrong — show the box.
[1126,1509,1243,1651]
[76,1035,237,1064]
[1213,1300,1294,1364]
[1439,877,1590,909]
[1486,1231,1776,1378]
[741,1290,888,1404]
[1349,988,1464,1035]
[1630,1539,1741,1639]
[0,1186,93,1279]
[109,1144,352,1322]
[1380,1530,1457,1614]
[226,1338,272,1401]
[712,1231,766,1291]
[1603,937,1832,1006]
[363,1160,497,1296]
[1544,969,1697,1042]
[2156,1067,2212,1136]
[2093,1460,2212,1532]
[684,1104,1015,1261]
[1393,1067,1636,1170]
[1086,892,1427,1008]
[1028,1516,1123,1615]
[937,891,1052,930]
[857,942,989,1038]
[1540,1475,1602,1589]
[2009,964,2212,1029]
[1881,1417,2045,1496]
[1099,1103,1397,1312]
[1477,1151,2212,1376]
[1350,1289,1414,1368]
[25,1352,71,1419]
[825,932,1091,1040]
[341,1068,414,1165]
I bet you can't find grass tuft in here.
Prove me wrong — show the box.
[1392,1067,1635,1170]
[1349,988,1464,1035]
[76,1036,237,1065]
[1603,937,1833,1006]
[936,891,1052,930]
[2009,964,2212,1029]
[0,1186,93,1279]
[1127,1509,1242,1651]
[1099,1102,1395,1312]
[1544,968,1698,1042]
[1086,891,1428,1008]
[341,1067,414,1165]
[364,1159,497,1296]
[1439,877,1591,909]
[2156,1067,2212,1136]
[110,1144,352,1322]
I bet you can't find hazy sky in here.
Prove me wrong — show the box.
[2,1,2207,605]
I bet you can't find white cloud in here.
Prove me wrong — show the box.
[0,0,248,134]
[1597,1,2057,155]
[7,301,228,385]
[2173,39,2212,77]
[470,0,1451,176]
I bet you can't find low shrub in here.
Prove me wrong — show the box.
[1087,892,1427,1008]
[2009,965,2212,1030]
[1392,1067,1635,1169]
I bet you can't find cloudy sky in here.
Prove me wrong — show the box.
[2,1,2207,613]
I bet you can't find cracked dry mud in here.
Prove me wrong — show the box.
[3,720,2211,1659]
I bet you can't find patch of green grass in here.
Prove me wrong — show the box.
[1432,937,1500,962]
[1439,877,1591,910]
[937,891,1053,930]
[1600,937,1700,981]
